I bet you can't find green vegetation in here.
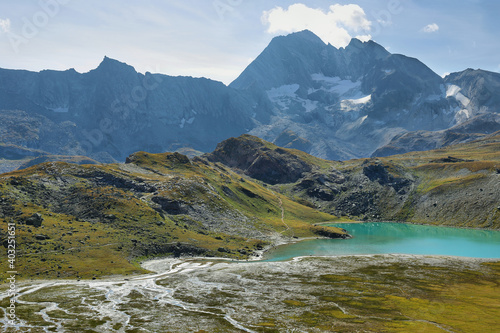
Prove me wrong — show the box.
[1,133,499,281]
[269,133,500,229]
[4,256,498,332]
[0,150,343,281]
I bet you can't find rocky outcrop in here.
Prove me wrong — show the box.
[126,151,192,170]
[204,134,313,184]
[25,213,44,227]
[151,196,189,215]
[372,113,500,157]
[362,160,412,192]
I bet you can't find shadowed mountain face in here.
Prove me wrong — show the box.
[372,113,500,157]
[1,30,499,169]
[0,57,270,162]
[231,30,500,160]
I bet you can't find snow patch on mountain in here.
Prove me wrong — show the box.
[446,84,470,107]
[267,84,300,98]
[311,74,362,98]
[344,94,371,105]
[267,84,318,113]
[455,109,471,123]
[446,84,461,98]
[267,84,300,110]
[303,99,318,113]
[340,95,371,117]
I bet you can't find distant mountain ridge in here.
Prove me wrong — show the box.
[1,30,499,170]
[0,57,270,162]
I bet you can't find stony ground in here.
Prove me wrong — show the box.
[1,255,499,332]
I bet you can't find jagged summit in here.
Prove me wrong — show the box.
[99,56,130,66]
[0,29,499,169]
[345,37,364,49]
[344,38,390,59]
[92,56,138,76]
[230,30,393,91]
[276,29,326,45]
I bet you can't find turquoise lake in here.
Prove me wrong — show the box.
[264,222,500,261]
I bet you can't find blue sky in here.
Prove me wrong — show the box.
[0,0,499,84]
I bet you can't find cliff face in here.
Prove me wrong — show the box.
[0,57,269,162]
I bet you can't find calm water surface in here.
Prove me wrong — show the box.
[264,222,500,261]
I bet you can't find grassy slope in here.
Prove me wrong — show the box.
[0,134,499,281]
[275,133,500,229]
[381,134,500,227]
[0,152,341,281]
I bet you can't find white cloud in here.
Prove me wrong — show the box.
[261,3,372,48]
[0,18,10,33]
[422,23,439,33]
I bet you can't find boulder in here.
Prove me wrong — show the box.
[26,213,43,227]
[35,234,50,240]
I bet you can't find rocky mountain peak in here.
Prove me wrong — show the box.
[93,56,138,77]
[347,38,390,59]
[346,37,364,49]
[281,29,326,45]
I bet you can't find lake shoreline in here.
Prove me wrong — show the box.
[316,219,500,231]
[262,221,500,262]
[139,220,500,265]
[5,221,499,285]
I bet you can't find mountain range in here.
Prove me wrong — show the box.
[1,30,500,170]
